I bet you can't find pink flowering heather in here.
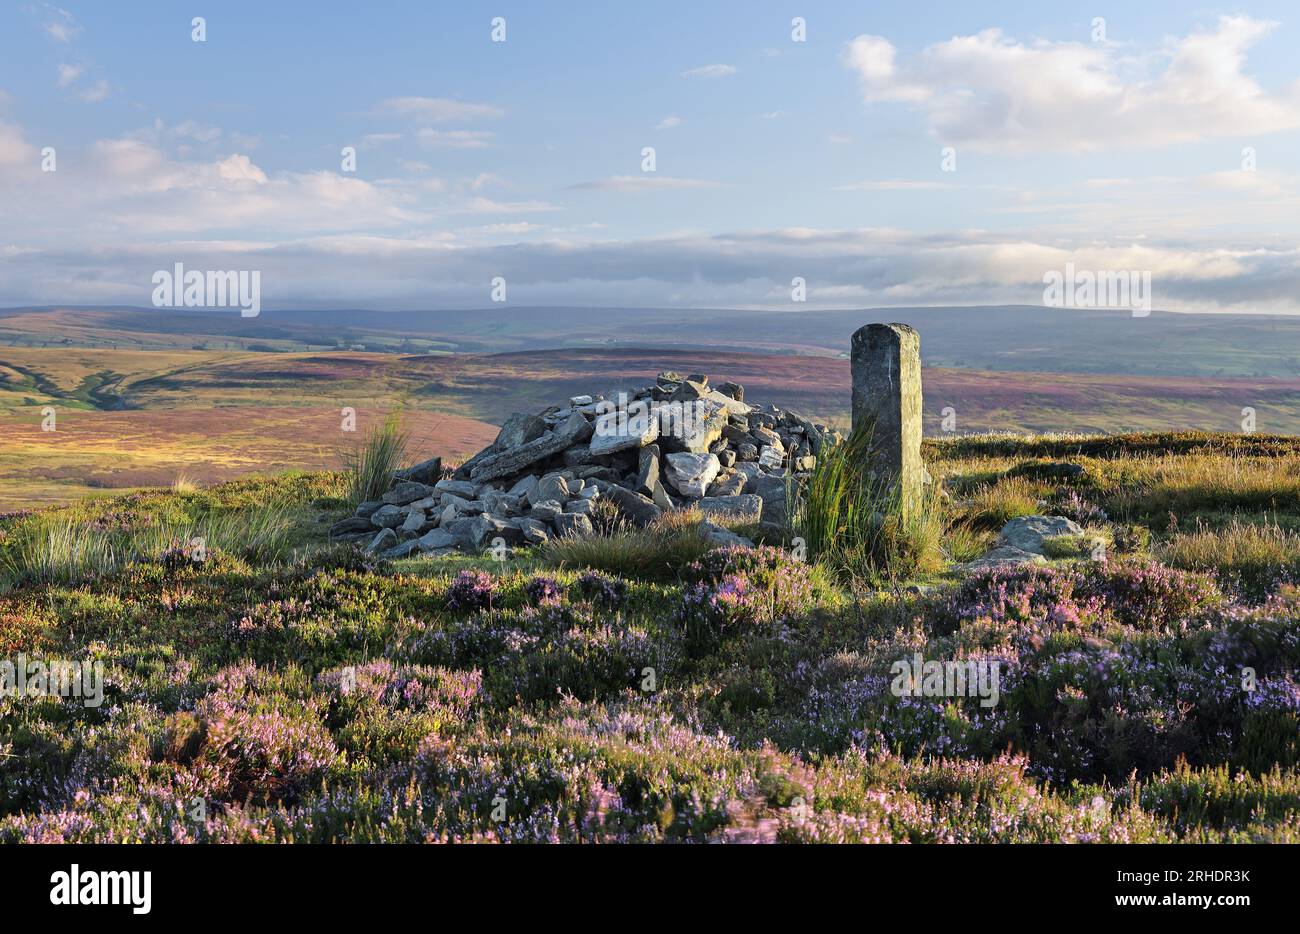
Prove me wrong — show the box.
[525,575,565,606]
[444,569,498,612]
[194,700,338,804]
[573,571,627,608]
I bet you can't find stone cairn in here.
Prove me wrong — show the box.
[330,326,923,561]
[329,369,841,559]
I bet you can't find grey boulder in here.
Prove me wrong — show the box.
[553,513,595,538]
[434,478,480,498]
[998,515,1084,554]
[746,475,790,527]
[366,527,397,553]
[330,516,375,537]
[705,471,746,497]
[417,528,456,552]
[369,504,406,528]
[589,408,660,455]
[395,456,443,485]
[383,481,436,506]
[699,520,755,548]
[665,452,720,498]
[470,411,593,482]
[601,484,662,527]
[695,494,763,524]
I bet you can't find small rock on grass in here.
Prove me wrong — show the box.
[700,520,754,548]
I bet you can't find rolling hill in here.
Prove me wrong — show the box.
[5,304,1300,378]
[5,343,1300,510]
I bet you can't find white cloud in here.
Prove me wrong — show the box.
[461,222,547,236]
[2,134,424,239]
[568,175,719,192]
[173,120,223,143]
[93,137,167,177]
[417,128,494,148]
[0,121,37,168]
[41,6,79,42]
[77,80,109,103]
[377,96,503,121]
[56,63,83,87]
[457,197,558,214]
[655,115,682,130]
[844,16,1300,152]
[682,64,736,79]
[7,227,1300,313]
[360,132,403,149]
[834,179,955,191]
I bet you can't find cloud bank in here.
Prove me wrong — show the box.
[844,16,1300,151]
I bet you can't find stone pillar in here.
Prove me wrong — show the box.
[850,323,924,511]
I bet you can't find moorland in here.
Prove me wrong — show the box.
[1,428,1298,842]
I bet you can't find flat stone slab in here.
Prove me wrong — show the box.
[960,545,1049,571]
[695,494,762,523]
[998,515,1084,554]
[700,520,755,548]
[665,452,720,498]
[470,411,593,482]
[590,408,660,455]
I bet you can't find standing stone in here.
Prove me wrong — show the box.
[850,323,924,512]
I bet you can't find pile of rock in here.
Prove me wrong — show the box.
[329,370,840,559]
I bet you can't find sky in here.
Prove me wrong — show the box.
[2,0,1300,312]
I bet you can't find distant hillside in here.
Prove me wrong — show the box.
[5,344,1300,510]
[5,304,1300,378]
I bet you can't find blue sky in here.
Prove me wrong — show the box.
[2,0,1300,311]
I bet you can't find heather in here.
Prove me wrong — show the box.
[2,433,1300,843]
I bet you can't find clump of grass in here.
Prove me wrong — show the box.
[1119,760,1300,836]
[962,476,1041,529]
[343,414,408,506]
[1104,453,1300,521]
[0,504,299,589]
[171,474,200,494]
[797,427,944,583]
[1159,518,1300,600]
[0,513,120,587]
[943,521,993,564]
[136,505,300,566]
[539,511,714,581]
[1040,529,1112,561]
[587,497,628,536]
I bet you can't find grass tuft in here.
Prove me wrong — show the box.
[539,512,715,581]
[343,414,408,506]
[0,504,299,589]
[797,427,944,583]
